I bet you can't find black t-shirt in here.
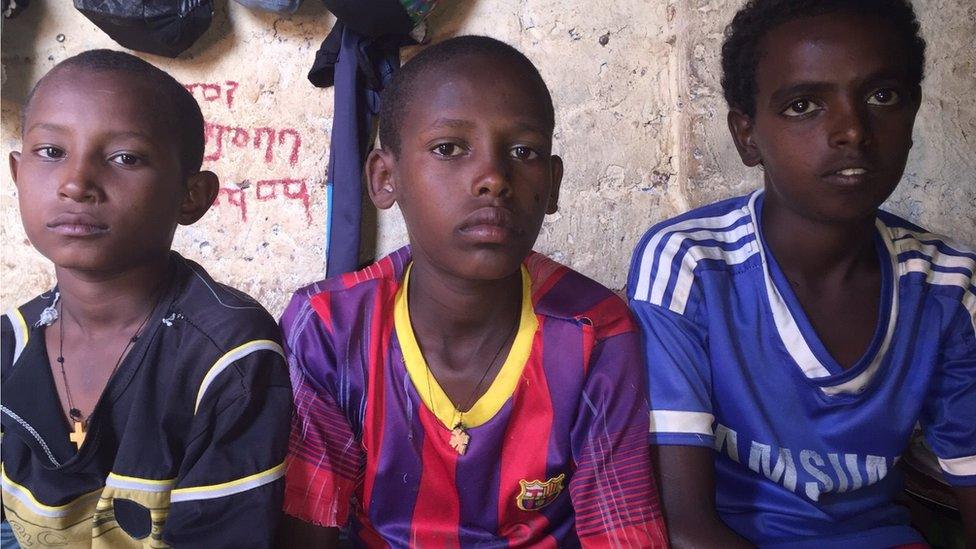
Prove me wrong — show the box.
[1,253,291,547]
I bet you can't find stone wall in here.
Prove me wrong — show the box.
[2,0,974,315]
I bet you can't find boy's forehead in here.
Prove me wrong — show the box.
[32,67,152,108]
[756,13,910,87]
[407,56,552,127]
[25,67,173,138]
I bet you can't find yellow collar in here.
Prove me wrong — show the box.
[393,264,538,429]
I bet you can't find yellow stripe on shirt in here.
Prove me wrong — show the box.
[193,339,284,414]
[170,462,285,503]
[395,263,539,429]
[5,308,30,364]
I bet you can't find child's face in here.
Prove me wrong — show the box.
[11,68,198,275]
[368,56,562,281]
[729,12,920,223]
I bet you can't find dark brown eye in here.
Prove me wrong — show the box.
[110,153,141,166]
[432,143,462,157]
[867,89,900,106]
[37,146,66,159]
[782,99,819,117]
[510,146,538,160]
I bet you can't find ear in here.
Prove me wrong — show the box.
[9,151,21,190]
[178,170,219,225]
[545,154,563,215]
[728,109,763,167]
[366,148,398,210]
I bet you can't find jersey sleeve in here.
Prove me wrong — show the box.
[920,305,976,486]
[629,298,715,447]
[279,291,364,528]
[162,344,292,548]
[569,318,669,547]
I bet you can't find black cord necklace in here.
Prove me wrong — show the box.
[426,306,521,456]
[56,288,164,450]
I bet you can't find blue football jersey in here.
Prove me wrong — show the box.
[628,190,976,548]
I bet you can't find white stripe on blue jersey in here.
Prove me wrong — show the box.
[633,201,754,304]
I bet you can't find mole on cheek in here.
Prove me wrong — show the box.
[533,194,541,203]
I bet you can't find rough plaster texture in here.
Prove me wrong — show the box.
[2,0,974,317]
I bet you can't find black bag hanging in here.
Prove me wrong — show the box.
[318,0,413,39]
[232,0,303,14]
[73,0,214,58]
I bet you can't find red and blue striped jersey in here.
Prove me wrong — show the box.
[281,247,667,547]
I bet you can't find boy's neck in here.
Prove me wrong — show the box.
[761,193,879,284]
[406,258,522,350]
[54,254,172,333]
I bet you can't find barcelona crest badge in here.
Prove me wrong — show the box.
[515,474,566,511]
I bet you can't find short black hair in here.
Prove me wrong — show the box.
[378,35,555,155]
[22,49,205,175]
[721,0,926,117]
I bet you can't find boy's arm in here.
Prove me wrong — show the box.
[653,446,752,548]
[921,306,976,547]
[629,297,751,546]
[567,301,669,547]
[276,291,365,539]
[162,346,292,548]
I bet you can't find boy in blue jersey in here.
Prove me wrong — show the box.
[628,1,975,547]
[2,50,291,547]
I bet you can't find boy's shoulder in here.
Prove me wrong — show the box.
[289,246,412,304]
[168,253,281,347]
[2,290,58,371]
[283,246,634,341]
[2,290,57,330]
[0,255,280,350]
[280,247,412,342]
[629,191,760,306]
[524,251,635,339]
[877,209,976,301]
[878,209,976,258]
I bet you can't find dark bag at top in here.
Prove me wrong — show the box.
[232,0,302,14]
[74,0,214,58]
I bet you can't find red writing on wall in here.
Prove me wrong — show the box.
[212,178,312,225]
[184,81,240,109]
[204,122,303,167]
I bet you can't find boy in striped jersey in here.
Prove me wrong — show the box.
[628,1,975,547]
[1,50,291,547]
[278,36,668,547]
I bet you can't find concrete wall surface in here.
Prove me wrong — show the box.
[2,0,974,316]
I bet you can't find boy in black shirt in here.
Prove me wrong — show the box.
[1,49,291,548]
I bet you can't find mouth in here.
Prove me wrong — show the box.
[821,166,873,187]
[457,206,521,244]
[47,213,110,236]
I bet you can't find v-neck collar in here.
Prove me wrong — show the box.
[393,263,539,430]
[749,190,899,396]
[1,264,181,469]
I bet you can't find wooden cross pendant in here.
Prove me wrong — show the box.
[449,424,470,456]
[69,420,86,450]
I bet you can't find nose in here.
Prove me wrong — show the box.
[58,155,101,203]
[828,99,872,149]
[473,150,512,199]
